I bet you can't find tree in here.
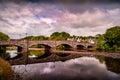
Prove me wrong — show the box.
[0,32,9,40]
[96,26,120,52]
[49,32,70,40]
[22,36,33,40]
[87,36,95,39]
[104,26,120,47]
[96,34,106,51]
[61,32,70,39]
[22,35,48,40]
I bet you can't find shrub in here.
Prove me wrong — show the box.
[0,58,13,80]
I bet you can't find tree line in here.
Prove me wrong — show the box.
[22,32,71,40]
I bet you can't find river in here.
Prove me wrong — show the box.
[12,56,120,80]
[6,50,18,58]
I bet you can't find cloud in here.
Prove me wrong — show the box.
[0,2,120,39]
[51,8,116,36]
[1,0,120,3]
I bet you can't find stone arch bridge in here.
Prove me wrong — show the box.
[0,40,95,53]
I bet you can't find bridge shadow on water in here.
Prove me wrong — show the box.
[56,52,71,57]
[28,52,76,64]
[35,52,52,59]
[8,51,86,65]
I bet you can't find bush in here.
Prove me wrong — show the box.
[0,58,13,80]
[0,53,10,60]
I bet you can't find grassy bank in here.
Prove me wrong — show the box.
[0,58,13,80]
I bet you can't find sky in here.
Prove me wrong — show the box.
[0,0,120,39]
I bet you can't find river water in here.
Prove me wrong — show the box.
[6,50,17,58]
[12,56,120,80]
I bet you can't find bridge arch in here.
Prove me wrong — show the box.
[29,44,52,50]
[76,44,86,51]
[28,43,52,59]
[87,45,94,51]
[0,44,23,53]
[28,42,53,49]
[56,44,73,50]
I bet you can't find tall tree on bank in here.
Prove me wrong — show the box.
[0,32,9,40]
[96,26,120,52]
[104,26,120,47]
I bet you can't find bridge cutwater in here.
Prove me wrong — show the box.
[0,40,96,65]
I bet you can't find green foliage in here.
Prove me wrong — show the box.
[96,34,105,51]
[96,26,120,52]
[97,56,105,63]
[0,53,10,60]
[29,50,45,57]
[104,26,120,47]
[87,36,95,39]
[0,32,9,40]
[56,52,70,57]
[30,44,45,48]
[49,32,70,40]
[105,57,120,73]
[23,36,33,40]
[22,31,70,40]
[0,58,13,80]
[37,44,45,48]
[56,45,65,50]
[22,35,48,40]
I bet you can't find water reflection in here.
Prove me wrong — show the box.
[56,52,70,57]
[6,50,17,58]
[12,57,120,80]
[105,57,120,74]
